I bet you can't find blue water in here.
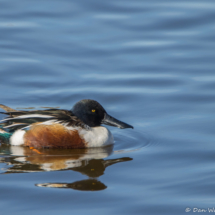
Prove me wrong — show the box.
[0,0,215,214]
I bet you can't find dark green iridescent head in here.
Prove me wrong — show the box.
[72,99,133,129]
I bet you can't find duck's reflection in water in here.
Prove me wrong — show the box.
[37,179,107,191]
[0,144,132,191]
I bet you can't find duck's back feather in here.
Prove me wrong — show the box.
[0,109,90,131]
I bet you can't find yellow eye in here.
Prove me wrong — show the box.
[92,109,96,112]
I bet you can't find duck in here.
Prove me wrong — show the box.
[0,99,133,149]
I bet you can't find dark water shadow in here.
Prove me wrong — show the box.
[0,144,132,191]
[36,179,108,191]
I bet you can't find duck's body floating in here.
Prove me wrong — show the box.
[0,99,133,148]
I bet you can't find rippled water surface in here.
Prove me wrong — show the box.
[0,0,215,214]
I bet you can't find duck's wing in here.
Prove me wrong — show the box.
[0,109,90,131]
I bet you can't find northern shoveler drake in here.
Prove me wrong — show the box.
[0,99,133,149]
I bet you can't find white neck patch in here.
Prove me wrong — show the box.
[79,126,114,147]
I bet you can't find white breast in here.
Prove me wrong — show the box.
[79,126,114,147]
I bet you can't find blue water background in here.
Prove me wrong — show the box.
[0,0,215,214]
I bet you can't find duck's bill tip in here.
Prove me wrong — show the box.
[119,125,134,129]
[123,125,134,129]
[102,114,133,129]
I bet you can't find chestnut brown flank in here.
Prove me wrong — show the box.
[24,123,87,148]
